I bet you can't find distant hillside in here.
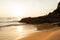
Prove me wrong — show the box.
[19,2,60,24]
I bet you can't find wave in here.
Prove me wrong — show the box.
[0,21,19,23]
[0,18,19,23]
[0,23,26,27]
[0,17,21,26]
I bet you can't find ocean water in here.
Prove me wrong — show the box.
[0,17,20,26]
[0,18,37,40]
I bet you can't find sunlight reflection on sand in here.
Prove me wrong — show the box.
[16,27,60,40]
[16,25,37,39]
[0,25,37,40]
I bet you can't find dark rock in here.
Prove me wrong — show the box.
[19,2,60,24]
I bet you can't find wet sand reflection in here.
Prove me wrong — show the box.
[0,25,37,40]
[17,27,60,40]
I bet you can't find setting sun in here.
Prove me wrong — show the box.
[12,6,27,17]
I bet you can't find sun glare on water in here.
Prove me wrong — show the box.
[17,26,23,33]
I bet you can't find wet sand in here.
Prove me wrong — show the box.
[0,24,60,40]
[0,25,37,40]
[17,27,60,40]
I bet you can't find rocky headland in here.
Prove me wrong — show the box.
[19,2,60,25]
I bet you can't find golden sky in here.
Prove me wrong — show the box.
[0,0,60,18]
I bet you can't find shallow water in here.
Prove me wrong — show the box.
[0,24,37,40]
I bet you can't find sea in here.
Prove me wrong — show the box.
[0,17,37,40]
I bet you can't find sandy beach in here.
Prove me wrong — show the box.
[17,27,60,40]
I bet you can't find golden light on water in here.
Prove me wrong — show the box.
[17,26,23,33]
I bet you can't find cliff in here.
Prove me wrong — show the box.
[19,2,60,24]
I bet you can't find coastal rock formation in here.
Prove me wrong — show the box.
[19,2,60,24]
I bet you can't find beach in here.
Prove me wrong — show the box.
[0,23,60,40]
[0,24,37,40]
[0,0,60,40]
[17,27,60,40]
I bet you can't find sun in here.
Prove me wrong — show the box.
[12,7,26,17]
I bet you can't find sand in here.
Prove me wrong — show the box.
[17,27,60,40]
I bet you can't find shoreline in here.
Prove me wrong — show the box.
[17,27,60,40]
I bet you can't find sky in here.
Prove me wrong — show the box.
[0,0,60,18]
